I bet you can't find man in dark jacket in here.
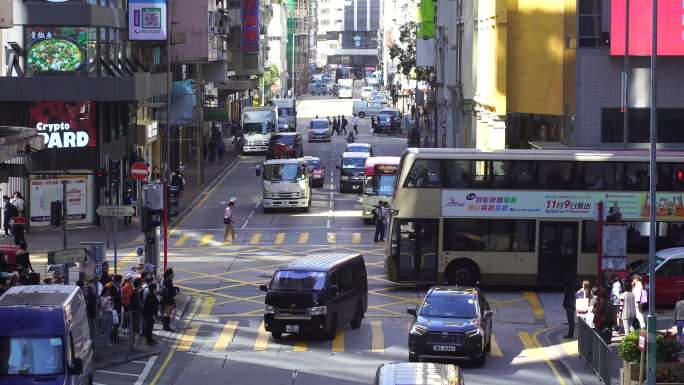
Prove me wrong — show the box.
[2,196,17,237]
[143,282,159,345]
[563,276,576,338]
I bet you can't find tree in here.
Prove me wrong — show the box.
[389,21,432,83]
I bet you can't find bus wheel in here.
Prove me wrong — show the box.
[445,260,480,287]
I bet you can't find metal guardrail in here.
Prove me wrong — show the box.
[89,311,142,350]
[577,318,612,385]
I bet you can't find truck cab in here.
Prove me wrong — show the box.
[257,158,311,213]
[241,106,278,154]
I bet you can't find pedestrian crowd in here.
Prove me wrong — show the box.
[561,272,684,347]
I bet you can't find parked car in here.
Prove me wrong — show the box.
[345,142,373,157]
[309,83,329,95]
[407,286,493,366]
[266,132,303,159]
[302,156,325,188]
[635,247,684,305]
[308,118,331,142]
[352,101,388,118]
[260,252,368,339]
[0,285,95,385]
[372,363,465,385]
[361,86,375,101]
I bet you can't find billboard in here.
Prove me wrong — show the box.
[29,177,88,226]
[28,101,97,149]
[129,0,167,41]
[26,27,88,75]
[442,190,684,221]
[241,0,260,53]
[611,0,684,56]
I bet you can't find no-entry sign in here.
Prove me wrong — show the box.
[131,162,149,181]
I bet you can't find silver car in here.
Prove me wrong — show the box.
[308,118,331,142]
[352,101,389,118]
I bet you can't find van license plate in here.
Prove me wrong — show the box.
[285,325,299,333]
[433,345,456,352]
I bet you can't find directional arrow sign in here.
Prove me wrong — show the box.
[48,248,88,265]
[96,205,136,217]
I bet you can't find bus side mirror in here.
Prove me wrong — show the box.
[406,308,416,316]
[256,166,261,177]
[259,284,268,292]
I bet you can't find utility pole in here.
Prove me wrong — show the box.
[165,0,173,180]
[646,0,657,384]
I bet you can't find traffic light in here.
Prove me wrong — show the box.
[95,168,107,188]
[109,159,121,189]
[140,206,162,233]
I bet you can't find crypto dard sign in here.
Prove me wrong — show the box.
[29,101,97,149]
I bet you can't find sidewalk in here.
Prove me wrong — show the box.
[25,139,239,254]
[93,293,195,368]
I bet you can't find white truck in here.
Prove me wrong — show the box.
[270,98,297,131]
[256,158,311,213]
[241,106,278,154]
[337,78,353,99]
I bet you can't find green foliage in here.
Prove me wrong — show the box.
[618,330,682,363]
[388,22,432,83]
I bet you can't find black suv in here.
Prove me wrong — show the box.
[261,253,368,339]
[407,286,493,366]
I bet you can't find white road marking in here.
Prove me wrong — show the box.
[241,210,255,229]
[133,356,158,385]
[95,370,139,377]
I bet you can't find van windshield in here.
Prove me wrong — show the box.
[270,271,326,291]
[0,337,64,375]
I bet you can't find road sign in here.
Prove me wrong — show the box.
[131,162,149,181]
[48,248,87,265]
[97,205,136,217]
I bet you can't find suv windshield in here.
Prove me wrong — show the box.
[263,164,306,182]
[244,122,275,135]
[310,121,329,130]
[270,270,326,291]
[0,337,64,375]
[342,157,367,169]
[273,135,295,145]
[419,295,478,319]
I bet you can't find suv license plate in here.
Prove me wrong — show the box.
[433,345,457,352]
[285,325,299,333]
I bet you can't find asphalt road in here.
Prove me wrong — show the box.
[93,95,584,385]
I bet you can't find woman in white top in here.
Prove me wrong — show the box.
[631,274,646,329]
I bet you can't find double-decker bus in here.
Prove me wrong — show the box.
[386,148,684,287]
[362,157,400,224]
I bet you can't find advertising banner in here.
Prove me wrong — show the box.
[129,0,167,41]
[611,0,684,56]
[442,190,684,221]
[30,177,88,226]
[241,0,260,53]
[26,27,88,75]
[28,101,97,149]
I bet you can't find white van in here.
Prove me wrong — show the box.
[256,158,311,213]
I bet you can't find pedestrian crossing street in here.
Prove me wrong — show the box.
[167,316,507,358]
[168,229,380,248]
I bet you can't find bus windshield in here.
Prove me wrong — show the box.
[263,164,306,182]
[243,122,275,135]
[0,336,64,375]
[364,175,397,196]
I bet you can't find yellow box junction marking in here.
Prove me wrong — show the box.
[213,321,238,352]
[371,321,384,353]
[250,233,262,245]
[175,234,189,247]
[294,340,307,352]
[178,297,213,352]
[332,331,345,352]
[274,232,286,245]
[199,234,214,247]
[254,321,269,351]
[352,233,362,244]
[327,232,336,244]
[298,232,309,244]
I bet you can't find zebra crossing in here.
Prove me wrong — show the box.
[168,316,507,358]
[169,230,378,248]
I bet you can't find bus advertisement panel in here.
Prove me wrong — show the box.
[362,157,400,223]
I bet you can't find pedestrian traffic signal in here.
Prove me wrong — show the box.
[140,206,162,233]
[95,169,107,187]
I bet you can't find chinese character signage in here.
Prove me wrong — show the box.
[611,0,684,56]
[129,0,167,41]
[241,0,260,53]
[26,27,88,75]
[28,101,97,149]
[442,190,684,221]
